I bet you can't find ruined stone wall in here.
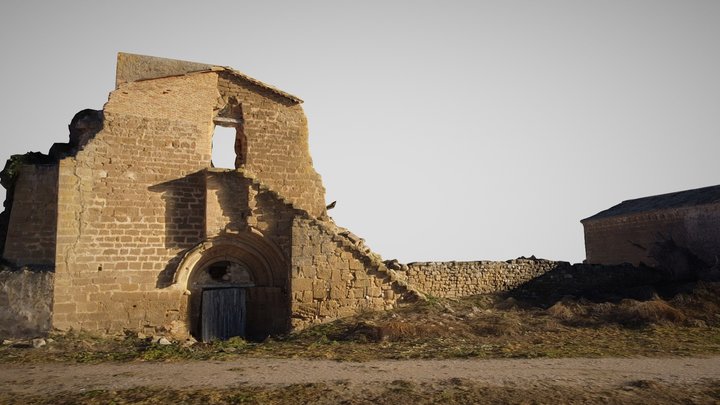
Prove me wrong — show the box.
[290,217,402,329]
[3,165,58,266]
[217,73,326,218]
[405,260,555,297]
[52,73,220,334]
[0,269,54,338]
[583,204,720,266]
[405,259,661,299]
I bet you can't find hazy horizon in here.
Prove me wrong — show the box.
[1,1,718,264]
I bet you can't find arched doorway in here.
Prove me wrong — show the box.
[189,260,254,342]
[173,233,289,341]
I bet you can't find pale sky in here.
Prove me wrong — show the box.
[1,1,718,264]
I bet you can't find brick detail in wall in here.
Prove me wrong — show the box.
[217,73,326,218]
[52,73,220,333]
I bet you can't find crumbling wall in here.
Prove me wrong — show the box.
[217,72,327,218]
[0,269,54,338]
[290,217,408,329]
[52,72,220,334]
[405,259,662,299]
[50,66,320,337]
[3,164,58,266]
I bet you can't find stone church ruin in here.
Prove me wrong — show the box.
[0,53,424,340]
[1,53,716,341]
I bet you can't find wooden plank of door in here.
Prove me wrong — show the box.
[201,288,246,342]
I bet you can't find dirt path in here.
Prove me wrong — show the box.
[1,356,719,395]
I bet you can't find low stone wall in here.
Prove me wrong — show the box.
[405,259,662,299]
[405,260,552,297]
[0,269,54,338]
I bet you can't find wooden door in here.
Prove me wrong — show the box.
[201,288,246,342]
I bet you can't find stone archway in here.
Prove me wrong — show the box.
[191,259,253,342]
[172,232,289,340]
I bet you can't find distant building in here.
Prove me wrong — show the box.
[581,185,720,266]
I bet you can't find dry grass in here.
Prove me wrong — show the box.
[546,297,687,326]
[2,379,719,405]
[2,282,720,363]
[616,299,687,325]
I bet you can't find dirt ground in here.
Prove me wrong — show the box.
[1,356,719,402]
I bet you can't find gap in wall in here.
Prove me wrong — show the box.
[211,126,237,169]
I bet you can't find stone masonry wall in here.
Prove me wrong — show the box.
[52,73,220,334]
[205,170,249,237]
[251,182,296,261]
[217,73,326,218]
[0,269,54,338]
[583,204,720,266]
[405,259,661,299]
[3,164,58,266]
[405,260,555,297]
[205,169,296,261]
[290,217,405,329]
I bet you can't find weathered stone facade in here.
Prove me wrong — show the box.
[0,53,416,340]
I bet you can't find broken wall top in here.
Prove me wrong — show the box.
[115,52,303,104]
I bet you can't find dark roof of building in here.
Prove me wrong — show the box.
[115,52,303,104]
[582,184,720,222]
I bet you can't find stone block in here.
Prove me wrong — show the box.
[292,278,313,292]
[315,265,331,280]
[312,281,327,300]
[329,286,345,299]
[353,279,371,288]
